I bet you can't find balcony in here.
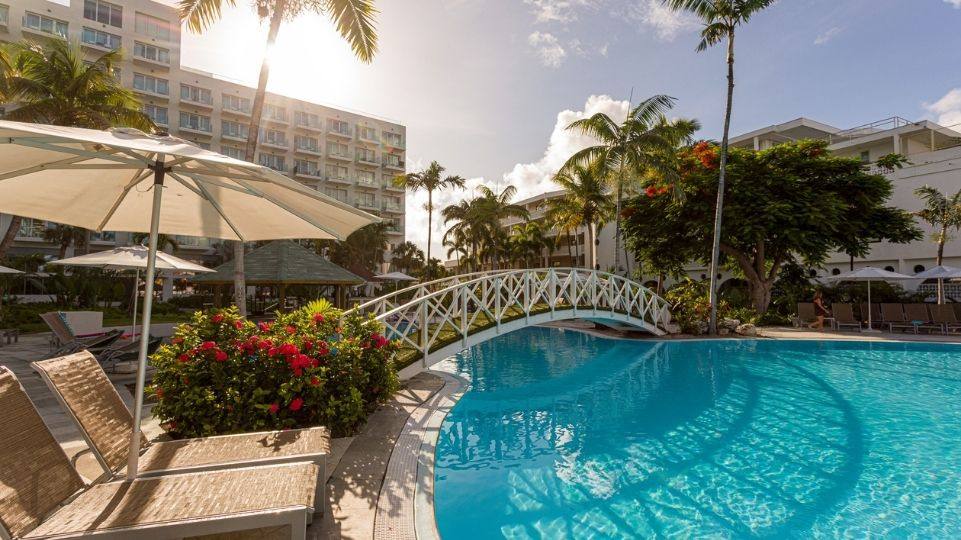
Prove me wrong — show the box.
[383,136,405,149]
[180,96,213,110]
[133,54,170,69]
[262,113,288,125]
[178,125,213,136]
[385,226,404,236]
[355,177,378,190]
[260,138,288,150]
[293,167,323,181]
[383,181,405,192]
[382,203,404,214]
[133,87,169,100]
[325,174,352,186]
[355,198,379,211]
[295,121,323,133]
[356,155,379,167]
[327,127,353,140]
[222,132,248,142]
[327,152,352,162]
[326,193,349,204]
[382,157,405,171]
[222,106,251,118]
[357,131,379,144]
[294,144,322,156]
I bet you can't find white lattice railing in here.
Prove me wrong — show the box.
[346,268,672,371]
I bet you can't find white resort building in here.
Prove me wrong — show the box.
[0,0,407,264]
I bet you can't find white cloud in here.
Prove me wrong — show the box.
[598,43,609,57]
[624,0,698,41]
[524,0,596,23]
[946,0,961,8]
[501,94,630,202]
[924,88,961,130]
[528,31,568,67]
[813,26,842,45]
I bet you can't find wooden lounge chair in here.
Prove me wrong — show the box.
[929,304,961,334]
[831,303,862,331]
[880,303,908,332]
[797,302,816,326]
[859,303,882,329]
[901,304,940,334]
[0,367,319,540]
[33,352,329,488]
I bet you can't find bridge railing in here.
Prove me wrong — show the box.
[346,268,672,369]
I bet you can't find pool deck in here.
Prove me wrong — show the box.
[2,324,959,538]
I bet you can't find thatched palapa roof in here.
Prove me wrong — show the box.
[191,240,364,286]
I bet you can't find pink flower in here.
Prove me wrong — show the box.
[268,403,280,414]
[289,397,304,411]
[211,314,224,324]
[214,350,228,362]
[201,341,216,350]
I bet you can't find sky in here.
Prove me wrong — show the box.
[170,0,961,259]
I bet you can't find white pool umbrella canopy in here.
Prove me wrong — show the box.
[912,265,961,280]
[47,245,213,273]
[0,120,379,479]
[826,267,913,331]
[374,271,419,281]
[0,264,23,274]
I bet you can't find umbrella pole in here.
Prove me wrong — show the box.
[131,269,139,339]
[128,159,165,480]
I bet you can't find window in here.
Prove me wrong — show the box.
[294,111,320,128]
[17,218,50,239]
[383,132,404,147]
[357,170,375,185]
[358,193,375,206]
[133,73,169,95]
[259,128,287,147]
[325,188,348,203]
[358,126,378,141]
[0,5,8,26]
[860,150,870,163]
[134,42,169,64]
[914,264,926,274]
[328,119,350,135]
[179,112,211,132]
[384,195,402,211]
[294,135,319,152]
[325,165,347,180]
[258,154,286,172]
[384,153,404,168]
[222,94,251,113]
[221,120,248,139]
[135,12,170,41]
[82,28,121,50]
[327,142,348,157]
[142,104,168,125]
[356,148,377,163]
[180,84,212,105]
[221,146,244,160]
[24,12,68,38]
[263,104,287,123]
[294,159,320,176]
[84,0,122,28]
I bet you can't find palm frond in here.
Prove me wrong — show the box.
[178,0,234,33]
[325,0,379,63]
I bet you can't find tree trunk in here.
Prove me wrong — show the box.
[937,224,947,303]
[748,278,775,314]
[426,190,433,281]
[587,223,596,270]
[234,0,286,315]
[707,29,736,335]
[0,216,21,259]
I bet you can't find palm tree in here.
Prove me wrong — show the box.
[179,0,378,315]
[473,186,529,271]
[545,163,614,270]
[664,0,774,333]
[394,161,466,279]
[0,40,154,260]
[442,198,481,272]
[132,233,181,253]
[915,185,961,303]
[391,241,424,274]
[323,222,388,272]
[510,221,551,268]
[563,95,698,274]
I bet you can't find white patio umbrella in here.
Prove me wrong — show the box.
[0,120,379,478]
[826,267,913,332]
[911,265,961,304]
[48,246,214,337]
[373,271,419,282]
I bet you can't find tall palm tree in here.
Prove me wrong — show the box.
[391,240,424,274]
[915,185,961,303]
[545,163,613,270]
[394,161,466,279]
[179,0,378,315]
[510,221,551,268]
[442,198,482,271]
[0,40,154,260]
[473,186,529,271]
[563,95,698,274]
[664,0,774,333]
[322,222,388,272]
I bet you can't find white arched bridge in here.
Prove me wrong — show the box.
[346,268,672,375]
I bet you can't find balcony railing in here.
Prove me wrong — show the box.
[328,126,353,138]
[382,157,405,170]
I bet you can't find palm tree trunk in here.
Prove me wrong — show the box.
[0,215,22,259]
[234,0,286,315]
[587,223,596,270]
[938,225,947,303]
[426,190,433,281]
[708,29,736,335]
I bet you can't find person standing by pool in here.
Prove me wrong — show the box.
[808,290,831,329]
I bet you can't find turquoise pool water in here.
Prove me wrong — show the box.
[432,328,961,538]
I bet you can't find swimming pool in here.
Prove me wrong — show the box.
[432,327,961,538]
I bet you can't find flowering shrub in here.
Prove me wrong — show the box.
[149,304,399,438]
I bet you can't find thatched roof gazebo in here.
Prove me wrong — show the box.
[192,240,365,309]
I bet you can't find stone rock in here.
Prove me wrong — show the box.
[720,318,740,330]
[664,322,682,334]
[719,328,730,335]
[736,323,757,337]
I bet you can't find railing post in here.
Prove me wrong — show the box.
[549,269,556,319]
[525,271,531,324]
[495,276,501,333]
[420,301,428,367]
[592,272,598,316]
[461,285,468,348]
[570,271,577,314]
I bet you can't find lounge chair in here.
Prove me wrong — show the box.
[859,303,882,329]
[0,366,319,540]
[797,302,816,326]
[40,311,123,355]
[32,352,329,501]
[832,303,862,331]
[929,304,961,334]
[901,304,941,334]
[95,335,163,372]
[879,303,907,332]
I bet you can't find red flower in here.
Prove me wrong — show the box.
[361,341,370,349]
[645,185,657,198]
[279,343,299,357]
[259,322,272,332]
[178,354,190,363]
[258,339,272,350]
[313,313,325,323]
[310,377,320,386]
[372,333,388,349]
[286,325,297,334]
[165,420,177,431]
[268,347,279,357]
[155,388,164,399]
[214,350,228,362]
[303,340,313,350]
[234,320,244,330]
[211,314,224,324]
[172,336,183,344]
[268,403,280,414]
[201,341,216,350]
[289,397,304,411]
